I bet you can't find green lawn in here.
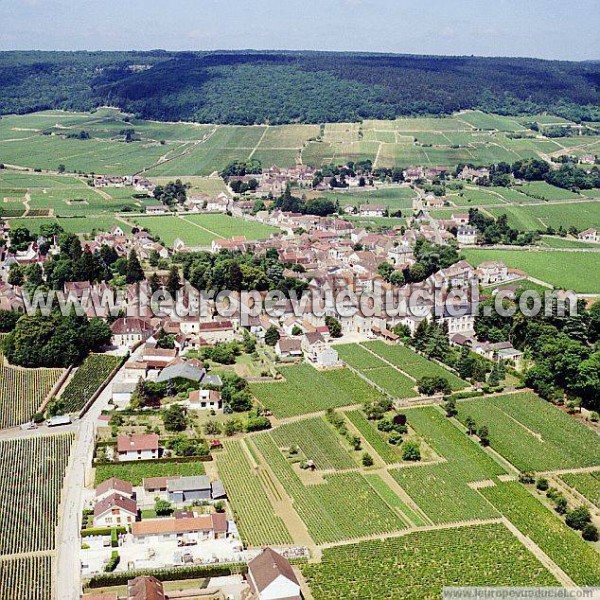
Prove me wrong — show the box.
[463,248,600,293]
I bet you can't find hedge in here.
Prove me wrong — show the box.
[81,526,126,538]
[86,563,248,588]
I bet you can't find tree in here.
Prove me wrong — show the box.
[203,420,222,436]
[536,477,549,491]
[554,496,568,515]
[465,416,476,435]
[148,249,160,267]
[126,249,144,284]
[0,309,21,332]
[166,265,181,298]
[265,326,280,347]
[223,418,242,437]
[154,499,174,516]
[325,316,342,338]
[57,164,66,173]
[478,425,490,447]
[8,264,25,286]
[402,441,421,461]
[362,452,374,467]
[149,272,161,294]
[162,404,187,432]
[245,415,271,432]
[444,398,457,417]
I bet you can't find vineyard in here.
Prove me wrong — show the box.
[0,366,62,429]
[59,354,121,413]
[364,341,467,390]
[271,417,356,471]
[480,482,600,586]
[0,556,52,600]
[345,410,400,464]
[253,433,406,544]
[559,472,600,508]
[457,392,600,472]
[250,364,385,418]
[215,440,292,546]
[301,523,557,599]
[95,459,205,486]
[0,433,74,555]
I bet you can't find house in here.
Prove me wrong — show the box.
[143,477,173,494]
[247,548,302,600]
[112,381,138,407]
[476,261,509,285]
[187,388,222,410]
[167,475,211,504]
[301,332,339,367]
[275,337,303,358]
[425,195,445,208]
[117,434,160,462]
[451,214,470,226]
[111,318,154,347]
[359,204,385,217]
[131,513,228,542]
[95,478,134,503]
[156,361,205,384]
[93,493,137,528]
[456,225,478,245]
[197,320,235,343]
[578,228,598,243]
[127,576,165,600]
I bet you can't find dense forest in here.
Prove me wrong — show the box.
[0,51,598,124]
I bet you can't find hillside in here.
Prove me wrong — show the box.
[0,51,599,124]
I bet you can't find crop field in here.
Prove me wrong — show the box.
[301,522,556,599]
[0,433,74,555]
[126,214,278,247]
[456,393,600,472]
[335,343,417,398]
[363,474,427,526]
[559,472,600,508]
[517,181,582,201]
[7,216,131,235]
[95,458,205,486]
[392,461,499,524]
[270,417,356,470]
[345,410,400,464]
[253,433,406,544]
[59,354,122,414]
[0,366,63,429]
[215,440,292,546]
[0,555,53,600]
[250,364,385,418]
[322,186,416,210]
[481,482,600,586]
[488,201,600,232]
[462,248,600,293]
[364,341,467,389]
[540,235,598,249]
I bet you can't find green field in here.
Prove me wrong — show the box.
[540,235,599,249]
[7,216,131,235]
[364,341,467,390]
[323,187,416,210]
[250,364,385,418]
[481,482,600,586]
[456,392,600,472]
[559,472,600,508]
[126,214,278,247]
[95,459,205,486]
[345,410,401,464]
[463,248,600,292]
[301,522,557,599]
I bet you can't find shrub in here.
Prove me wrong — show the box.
[518,472,535,484]
[582,524,599,542]
[536,478,549,491]
[565,506,591,531]
[402,441,421,461]
[362,452,374,467]
[104,551,120,573]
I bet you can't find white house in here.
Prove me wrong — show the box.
[131,513,228,542]
[93,493,137,528]
[112,381,138,407]
[476,261,509,285]
[187,389,223,411]
[110,317,154,347]
[301,332,339,367]
[117,434,160,462]
[146,205,168,215]
[456,225,478,245]
[578,228,598,243]
[95,477,134,504]
[247,548,302,600]
[359,204,385,217]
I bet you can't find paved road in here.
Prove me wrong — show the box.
[54,346,139,599]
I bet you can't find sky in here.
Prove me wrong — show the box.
[1,0,598,61]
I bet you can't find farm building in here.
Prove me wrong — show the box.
[131,513,228,542]
[167,475,211,504]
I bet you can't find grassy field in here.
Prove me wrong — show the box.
[322,187,416,210]
[95,459,205,486]
[456,392,600,472]
[7,216,131,235]
[540,235,599,249]
[463,248,600,292]
[250,364,385,418]
[559,472,600,508]
[481,482,600,586]
[301,522,557,599]
[364,341,467,390]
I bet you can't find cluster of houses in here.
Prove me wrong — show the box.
[92,175,156,194]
